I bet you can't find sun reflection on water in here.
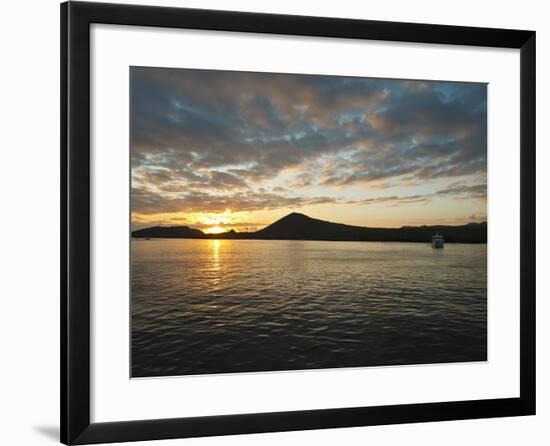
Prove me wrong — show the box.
[208,239,223,287]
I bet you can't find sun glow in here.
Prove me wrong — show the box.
[199,212,233,226]
[204,225,226,234]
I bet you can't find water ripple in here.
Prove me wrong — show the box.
[131,239,486,377]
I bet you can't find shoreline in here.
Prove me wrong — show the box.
[132,236,487,244]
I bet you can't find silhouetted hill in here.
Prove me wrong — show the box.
[132,225,206,238]
[132,213,487,243]
[255,212,368,240]
[254,213,486,243]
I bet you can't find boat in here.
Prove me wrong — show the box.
[431,233,444,248]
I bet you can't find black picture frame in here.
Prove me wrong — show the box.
[61,1,536,444]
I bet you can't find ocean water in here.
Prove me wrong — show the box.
[131,239,487,377]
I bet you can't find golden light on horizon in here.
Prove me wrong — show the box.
[199,211,233,226]
[132,210,248,231]
[204,225,226,234]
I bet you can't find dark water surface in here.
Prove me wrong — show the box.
[131,239,486,377]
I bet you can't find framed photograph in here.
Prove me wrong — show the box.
[61,1,536,444]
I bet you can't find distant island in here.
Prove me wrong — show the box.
[132,212,487,243]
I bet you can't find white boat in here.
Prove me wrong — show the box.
[431,233,444,248]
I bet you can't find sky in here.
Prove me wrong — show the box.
[131,67,487,234]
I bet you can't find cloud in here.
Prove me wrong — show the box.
[131,67,487,217]
[132,188,338,215]
[346,181,487,208]
[436,182,487,200]
[351,194,430,207]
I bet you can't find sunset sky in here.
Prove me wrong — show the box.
[131,67,487,233]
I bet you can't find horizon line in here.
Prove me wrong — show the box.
[132,211,487,235]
